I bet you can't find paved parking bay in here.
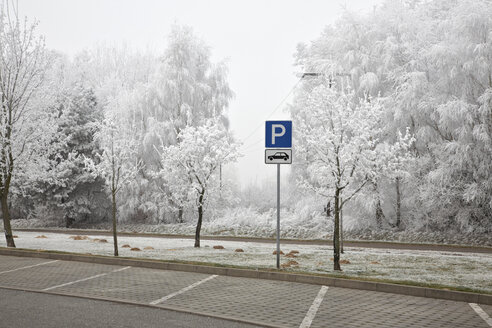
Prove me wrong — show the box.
[0,255,490,328]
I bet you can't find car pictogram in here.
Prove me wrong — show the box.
[268,152,289,161]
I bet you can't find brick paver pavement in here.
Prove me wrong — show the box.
[481,304,492,317]
[310,287,487,328]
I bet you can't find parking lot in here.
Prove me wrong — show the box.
[0,254,490,328]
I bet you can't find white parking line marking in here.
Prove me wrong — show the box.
[299,286,329,328]
[43,266,131,291]
[150,274,218,305]
[0,260,59,275]
[470,303,492,327]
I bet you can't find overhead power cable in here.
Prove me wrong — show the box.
[240,77,302,147]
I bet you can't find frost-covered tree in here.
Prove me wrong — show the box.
[40,83,107,227]
[295,0,492,233]
[70,45,156,106]
[382,130,415,229]
[135,25,234,223]
[151,25,232,138]
[86,106,143,256]
[412,0,492,231]
[351,129,415,229]
[0,3,50,247]
[160,120,240,247]
[293,82,412,270]
[294,85,381,270]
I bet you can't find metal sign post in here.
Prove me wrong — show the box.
[265,120,292,269]
[276,163,280,268]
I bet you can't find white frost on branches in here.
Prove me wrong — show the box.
[160,119,241,212]
[295,85,389,205]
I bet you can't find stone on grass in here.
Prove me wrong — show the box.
[234,248,244,253]
[272,250,284,255]
[122,244,131,248]
[130,247,141,251]
[144,246,154,250]
[329,257,350,264]
[281,260,299,268]
[70,235,88,240]
[213,245,225,249]
[35,235,48,239]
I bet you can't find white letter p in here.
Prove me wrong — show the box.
[272,124,285,145]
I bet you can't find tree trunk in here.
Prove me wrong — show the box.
[65,216,74,228]
[61,197,73,228]
[333,188,341,271]
[194,191,204,248]
[325,200,331,218]
[219,163,222,198]
[1,193,15,247]
[395,176,401,229]
[112,190,118,257]
[178,207,184,224]
[340,197,344,254]
[374,183,385,229]
[375,198,385,229]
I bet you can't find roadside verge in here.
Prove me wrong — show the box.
[0,247,491,305]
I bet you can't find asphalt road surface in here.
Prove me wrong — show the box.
[0,288,259,328]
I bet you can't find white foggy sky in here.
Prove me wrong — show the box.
[18,0,381,188]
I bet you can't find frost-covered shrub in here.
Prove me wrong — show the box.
[206,205,330,239]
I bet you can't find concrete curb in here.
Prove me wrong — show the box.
[1,247,491,306]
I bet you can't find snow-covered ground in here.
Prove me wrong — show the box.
[2,231,491,294]
[10,218,492,246]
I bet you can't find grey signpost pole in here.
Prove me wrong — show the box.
[276,163,280,269]
[265,120,292,270]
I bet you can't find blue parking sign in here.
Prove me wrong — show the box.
[265,121,292,148]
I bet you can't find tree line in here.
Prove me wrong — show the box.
[1,1,490,270]
[291,0,492,269]
[0,4,238,252]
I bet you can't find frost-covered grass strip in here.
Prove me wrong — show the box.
[150,274,218,305]
[0,260,59,275]
[43,266,131,291]
[5,231,492,294]
[299,286,328,328]
[469,303,492,327]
